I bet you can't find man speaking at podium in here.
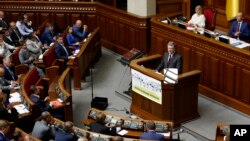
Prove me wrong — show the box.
[156,41,183,74]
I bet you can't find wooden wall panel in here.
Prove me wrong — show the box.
[156,0,184,15]
[97,3,150,54]
[223,63,235,97]
[98,16,106,37]
[238,69,250,103]
[53,13,66,31]
[127,27,136,49]
[7,13,19,23]
[151,35,164,55]
[116,23,125,45]
[210,57,220,90]
[106,18,115,41]
[194,52,205,83]
[85,14,97,32]
[151,16,250,115]
[181,46,191,73]
[39,13,50,24]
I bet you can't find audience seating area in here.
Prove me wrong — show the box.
[83,108,173,139]
[55,118,139,141]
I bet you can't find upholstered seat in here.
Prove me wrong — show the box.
[203,6,217,31]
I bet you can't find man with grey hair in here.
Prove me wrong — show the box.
[140,121,165,140]
[156,41,183,74]
[54,121,78,141]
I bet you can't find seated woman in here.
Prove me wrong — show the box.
[66,26,80,50]
[89,112,117,136]
[187,5,206,28]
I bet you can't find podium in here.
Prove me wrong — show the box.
[129,54,201,127]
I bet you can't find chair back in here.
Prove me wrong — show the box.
[203,6,217,31]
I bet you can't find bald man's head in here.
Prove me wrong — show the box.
[76,20,82,28]
[9,22,16,29]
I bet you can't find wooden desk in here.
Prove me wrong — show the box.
[67,27,101,90]
[150,16,250,115]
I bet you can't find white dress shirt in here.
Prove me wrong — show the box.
[188,13,206,28]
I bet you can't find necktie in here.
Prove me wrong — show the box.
[236,22,240,32]
[14,29,21,40]
[168,54,172,62]
[7,67,15,80]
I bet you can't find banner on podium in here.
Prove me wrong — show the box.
[131,69,162,104]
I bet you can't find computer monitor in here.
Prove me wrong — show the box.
[177,22,187,29]
[219,36,229,44]
[204,31,212,38]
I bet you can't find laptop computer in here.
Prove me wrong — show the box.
[219,36,230,44]
[177,22,187,29]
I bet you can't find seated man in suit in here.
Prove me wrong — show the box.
[72,20,89,42]
[16,14,33,38]
[3,30,15,47]
[229,12,250,41]
[140,121,164,141]
[0,34,15,58]
[89,112,117,136]
[29,85,51,113]
[19,43,45,78]
[0,94,18,122]
[41,23,55,48]
[0,120,15,141]
[31,111,56,141]
[3,57,18,81]
[54,121,78,141]
[55,35,73,61]
[25,35,42,59]
[9,21,23,46]
[156,41,183,74]
[0,67,18,93]
[0,11,8,34]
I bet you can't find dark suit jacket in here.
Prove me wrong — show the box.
[229,20,250,41]
[0,77,12,92]
[0,107,18,121]
[54,129,78,141]
[55,43,69,60]
[72,24,88,42]
[41,28,54,45]
[30,94,51,112]
[3,36,15,46]
[156,52,183,74]
[9,28,22,46]
[140,131,165,141]
[0,19,8,34]
[0,133,9,141]
[3,65,17,81]
[89,122,116,136]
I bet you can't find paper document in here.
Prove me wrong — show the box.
[118,130,128,136]
[157,132,170,137]
[14,104,30,114]
[10,92,21,98]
